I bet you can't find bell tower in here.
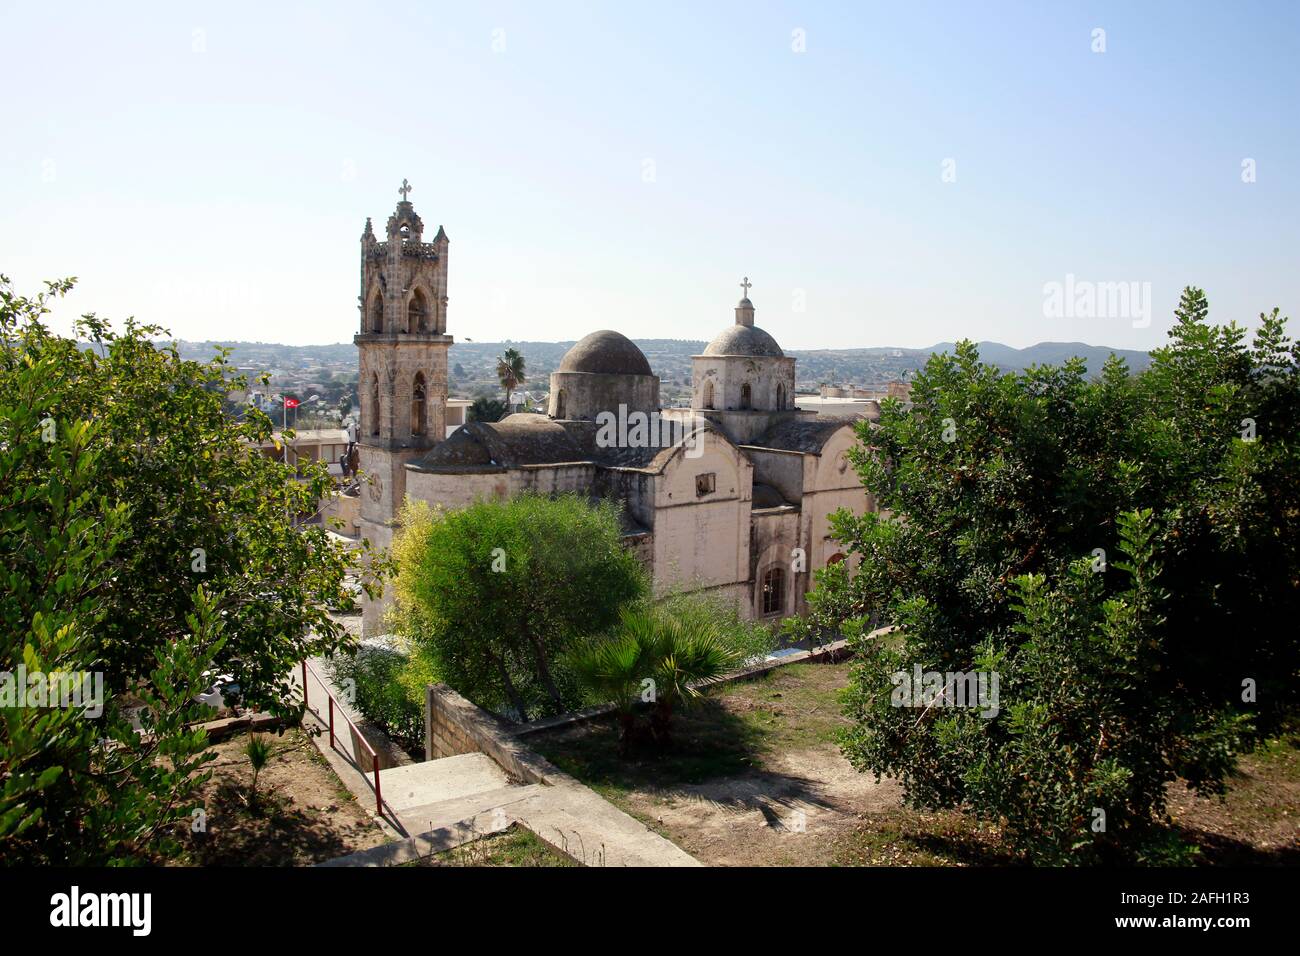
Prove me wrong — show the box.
[355,180,452,601]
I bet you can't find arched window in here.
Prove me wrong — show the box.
[370,374,381,436]
[827,552,846,566]
[411,373,427,436]
[555,389,567,419]
[702,380,714,410]
[761,566,785,616]
[370,293,384,333]
[408,289,428,334]
[740,383,752,410]
[776,384,786,410]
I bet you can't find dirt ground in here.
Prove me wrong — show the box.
[623,741,904,866]
[533,660,1300,867]
[181,726,390,866]
[533,660,907,866]
[1163,734,1300,865]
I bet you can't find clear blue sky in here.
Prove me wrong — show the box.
[2,1,1297,350]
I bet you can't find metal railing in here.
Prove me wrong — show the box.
[301,660,383,816]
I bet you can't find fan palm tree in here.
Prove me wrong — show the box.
[496,348,526,410]
[567,606,740,753]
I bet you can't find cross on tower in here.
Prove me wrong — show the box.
[739,276,752,299]
[399,178,413,202]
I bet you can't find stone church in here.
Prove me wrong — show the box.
[354,186,873,635]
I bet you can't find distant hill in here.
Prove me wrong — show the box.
[171,337,1151,391]
[925,341,1151,373]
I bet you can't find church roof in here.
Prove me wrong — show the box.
[703,324,784,358]
[557,330,654,376]
[412,413,740,475]
[751,482,793,509]
[411,414,588,472]
[755,417,856,454]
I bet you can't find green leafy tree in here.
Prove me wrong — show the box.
[1,278,230,863]
[389,494,646,720]
[1,276,386,862]
[496,347,526,409]
[799,288,1300,862]
[0,277,387,720]
[468,396,506,423]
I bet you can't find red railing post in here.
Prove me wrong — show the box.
[301,660,383,818]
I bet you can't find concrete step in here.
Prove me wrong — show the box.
[378,752,512,812]
[397,783,548,835]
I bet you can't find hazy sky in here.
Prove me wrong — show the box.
[3,1,1297,350]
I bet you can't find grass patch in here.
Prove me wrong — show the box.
[416,825,578,867]
[831,809,1015,867]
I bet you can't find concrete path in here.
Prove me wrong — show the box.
[374,751,699,867]
[291,658,407,838]
[508,784,701,867]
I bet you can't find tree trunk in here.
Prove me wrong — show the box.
[489,652,529,722]
[617,709,636,758]
[526,635,565,712]
[650,698,674,749]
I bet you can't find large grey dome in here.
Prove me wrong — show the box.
[703,324,784,358]
[558,330,653,376]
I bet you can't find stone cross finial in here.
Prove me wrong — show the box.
[739,276,752,298]
[399,178,413,202]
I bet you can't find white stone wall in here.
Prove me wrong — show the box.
[691,355,796,413]
[405,462,600,511]
[649,435,751,597]
[805,426,871,570]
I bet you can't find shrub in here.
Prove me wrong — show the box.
[328,640,426,750]
[388,494,647,720]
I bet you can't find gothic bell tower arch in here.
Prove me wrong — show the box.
[355,180,453,619]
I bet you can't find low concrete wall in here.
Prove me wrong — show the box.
[424,684,565,786]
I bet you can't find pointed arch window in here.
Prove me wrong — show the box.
[555,389,567,419]
[411,372,427,436]
[370,294,384,333]
[761,566,785,616]
[408,289,428,334]
[776,383,786,410]
[370,374,381,436]
[702,380,715,410]
[740,383,752,410]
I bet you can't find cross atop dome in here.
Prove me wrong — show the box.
[735,277,755,327]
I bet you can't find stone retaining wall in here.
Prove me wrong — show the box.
[424,684,562,786]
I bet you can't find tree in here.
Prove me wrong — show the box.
[567,605,742,754]
[798,288,1300,862]
[388,494,646,720]
[1,278,229,863]
[468,396,505,423]
[1,276,388,862]
[496,347,526,409]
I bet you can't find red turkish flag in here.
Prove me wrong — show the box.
[283,398,301,409]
